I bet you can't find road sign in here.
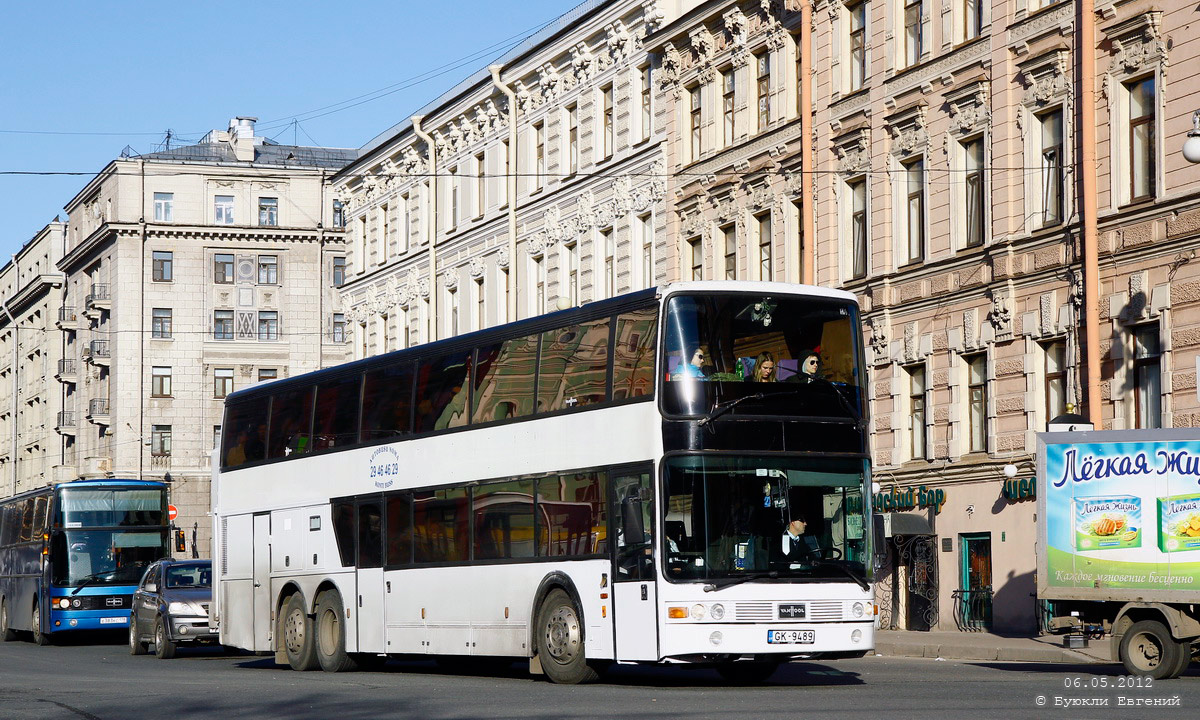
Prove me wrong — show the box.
[168,504,178,522]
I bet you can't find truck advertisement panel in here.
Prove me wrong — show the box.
[1042,433,1200,593]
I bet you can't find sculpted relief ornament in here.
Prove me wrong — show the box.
[1109,13,1168,77]
[947,86,990,136]
[887,108,929,158]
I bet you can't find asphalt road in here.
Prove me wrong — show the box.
[0,633,1196,720]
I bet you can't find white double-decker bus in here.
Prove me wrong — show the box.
[212,281,875,683]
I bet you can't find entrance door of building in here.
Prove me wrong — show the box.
[958,533,993,631]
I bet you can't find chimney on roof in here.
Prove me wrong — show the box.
[229,116,261,162]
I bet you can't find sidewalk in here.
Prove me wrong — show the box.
[873,628,1113,665]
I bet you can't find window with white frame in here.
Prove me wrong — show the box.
[399,194,410,253]
[961,0,983,42]
[848,176,868,279]
[500,141,509,208]
[640,65,653,142]
[214,254,234,284]
[639,213,654,289]
[963,136,985,248]
[332,256,346,287]
[153,192,173,222]
[214,368,234,399]
[563,242,579,306]
[151,366,172,398]
[566,104,579,175]
[847,0,867,92]
[722,69,736,147]
[214,195,234,225]
[475,278,485,330]
[1133,324,1161,429]
[1039,108,1065,225]
[756,51,771,132]
[966,353,987,453]
[448,165,459,228]
[332,313,346,343]
[475,153,486,218]
[1126,75,1156,204]
[151,425,171,457]
[908,364,927,459]
[534,121,545,191]
[333,200,346,228]
[601,84,613,160]
[258,197,278,226]
[258,311,278,341]
[901,156,926,263]
[903,0,923,66]
[601,227,615,299]
[151,308,172,339]
[688,236,703,280]
[258,255,278,284]
[259,368,277,382]
[152,251,173,282]
[447,286,459,337]
[756,212,773,280]
[690,85,703,160]
[722,224,737,280]
[533,254,546,316]
[1043,339,1067,422]
[214,310,233,340]
[378,203,389,264]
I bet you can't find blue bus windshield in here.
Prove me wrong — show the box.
[50,529,169,587]
[57,488,165,527]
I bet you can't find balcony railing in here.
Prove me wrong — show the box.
[89,340,110,358]
[86,284,110,304]
[58,359,76,376]
[88,398,109,417]
[57,411,75,427]
[58,306,78,323]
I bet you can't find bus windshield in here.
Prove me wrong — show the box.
[661,293,863,419]
[50,529,170,587]
[662,455,868,583]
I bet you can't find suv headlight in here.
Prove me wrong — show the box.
[168,601,195,616]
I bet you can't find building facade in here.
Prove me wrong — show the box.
[0,222,65,499]
[54,119,355,555]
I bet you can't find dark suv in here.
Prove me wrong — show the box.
[129,559,218,659]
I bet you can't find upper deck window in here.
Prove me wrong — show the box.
[661,294,864,420]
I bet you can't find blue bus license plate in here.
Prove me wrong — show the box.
[767,629,814,644]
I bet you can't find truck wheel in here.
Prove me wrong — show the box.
[314,590,358,673]
[535,589,598,684]
[278,592,319,671]
[31,604,50,646]
[1,600,15,642]
[1120,620,1183,679]
[154,616,177,659]
[1165,639,1193,679]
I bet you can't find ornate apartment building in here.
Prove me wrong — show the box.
[334,0,1199,633]
[330,0,672,351]
[0,222,65,499]
[53,119,355,554]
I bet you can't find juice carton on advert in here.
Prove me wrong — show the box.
[1073,496,1141,550]
[1157,493,1200,553]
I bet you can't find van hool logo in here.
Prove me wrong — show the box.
[368,446,400,488]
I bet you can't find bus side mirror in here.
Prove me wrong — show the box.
[174,529,186,553]
[872,514,886,561]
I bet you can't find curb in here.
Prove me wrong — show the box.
[873,639,1109,665]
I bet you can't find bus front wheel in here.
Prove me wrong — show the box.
[315,590,358,673]
[535,589,598,684]
[31,603,49,646]
[278,593,319,671]
[1,600,15,642]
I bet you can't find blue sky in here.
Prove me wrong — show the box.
[1,0,575,257]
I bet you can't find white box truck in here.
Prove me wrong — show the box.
[1037,428,1200,678]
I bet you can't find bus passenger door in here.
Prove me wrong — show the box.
[611,471,658,661]
[252,513,271,650]
[355,498,385,654]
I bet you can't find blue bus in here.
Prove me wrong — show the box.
[0,479,171,644]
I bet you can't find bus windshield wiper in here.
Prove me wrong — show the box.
[698,391,799,427]
[703,571,778,592]
[812,560,869,591]
[810,379,865,431]
[70,570,116,595]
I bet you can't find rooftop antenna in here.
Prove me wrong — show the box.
[163,129,173,151]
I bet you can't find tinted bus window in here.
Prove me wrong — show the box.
[268,386,314,459]
[32,496,48,536]
[19,498,35,541]
[413,352,471,433]
[223,395,270,467]
[386,494,413,566]
[313,374,361,452]
[357,501,383,569]
[331,500,355,567]
[413,487,469,563]
[612,308,657,400]
[361,361,414,442]
[536,472,607,557]
[474,479,535,560]
[538,319,610,413]
[472,335,539,424]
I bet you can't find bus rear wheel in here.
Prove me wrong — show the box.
[31,604,49,646]
[315,590,358,673]
[1,600,15,642]
[535,589,598,684]
[278,592,319,671]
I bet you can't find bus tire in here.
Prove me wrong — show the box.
[31,603,50,646]
[278,592,319,671]
[154,616,177,659]
[1,600,15,642]
[129,616,148,655]
[315,590,358,673]
[1120,620,1183,679]
[535,589,598,684]
[715,660,780,685]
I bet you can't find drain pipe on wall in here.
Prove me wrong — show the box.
[799,0,815,286]
[490,64,519,323]
[3,254,18,497]
[411,115,438,342]
[1079,0,1102,426]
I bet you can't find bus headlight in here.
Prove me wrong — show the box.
[72,598,82,609]
[709,631,723,646]
[852,602,864,618]
[690,604,706,620]
[57,598,70,609]
[709,603,725,621]
[851,629,863,643]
